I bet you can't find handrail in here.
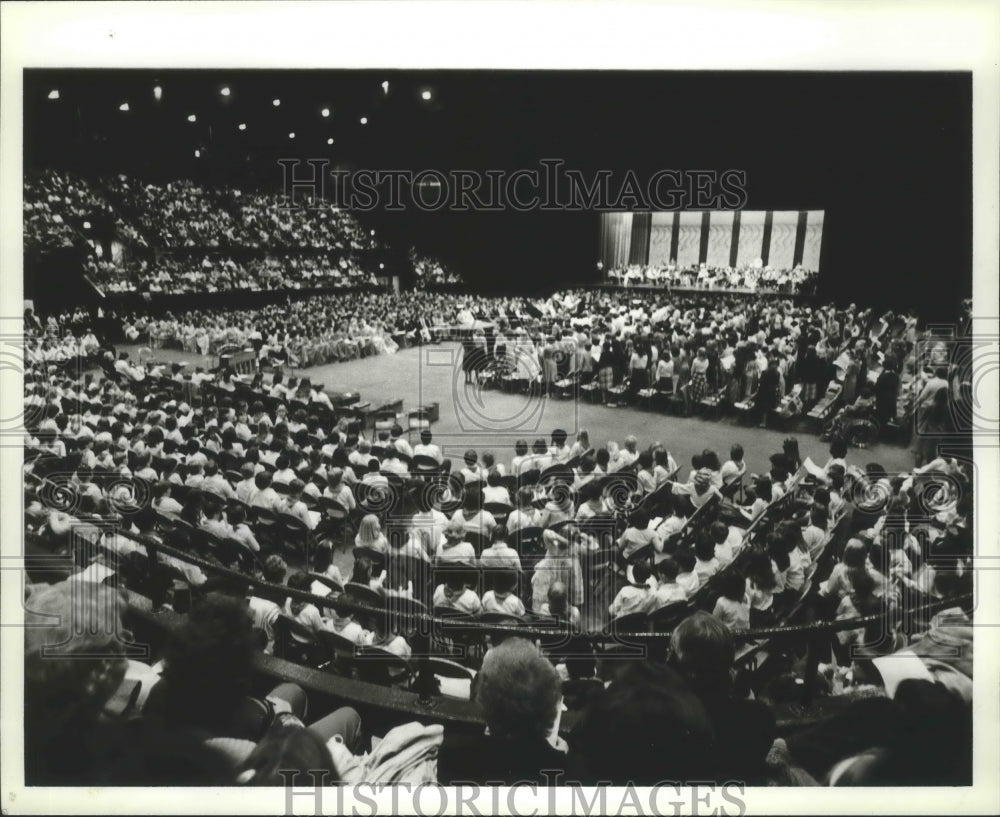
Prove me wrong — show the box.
[65,521,973,646]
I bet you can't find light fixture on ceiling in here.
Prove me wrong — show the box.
[360,116,368,125]
[153,85,162,101]
[272,98,281,107]
[220,86,231,97]
[119,102,130,112]
[187,114,197,123]
[327,138,334,145]
[421,90,432,101]
[321,107,330,118]
[238,122,247,131]
[48,89,60,100]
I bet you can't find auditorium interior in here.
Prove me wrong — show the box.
[18,69,978,789]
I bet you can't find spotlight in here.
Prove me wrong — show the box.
[360,116,368,125]
[421,90,432,101]
[238,123,247,131]
[153,85,162,101]
[272,98,281,107]
[327,138,334,145]
[194,149,201,158]
[187,114,197,123]
[321,107,330,118]
[47,89,60,100]
[119,102,130,112]
[289,132,296,139]
[220,86,231,97]
[382,81,390,94]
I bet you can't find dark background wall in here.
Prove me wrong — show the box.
[25,71,971,318]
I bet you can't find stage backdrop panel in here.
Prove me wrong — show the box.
[735,210,766,268]
[801,210,824,271]
[599,212,633,270]
[676,211,702,268]
[705,211,735,267]
[768,211,798,270]
[648,211,675,266]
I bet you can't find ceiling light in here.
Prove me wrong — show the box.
[289,132,296,139]
[370,230,375,236]
[321,107,330,118]
[327,138,334,145]
[382,81,390,94]
[187,114,197,123]
[379,263,385,270]
[238,123,247,131]
[360,116,368,125]
[48,89,60,100]
[194,150,201,158]
[272,98,281,107]
[119,102,130,112]
[421,90,432,101]
[82,221,91,230]
[153,85,162,101]
[220,86,231,97]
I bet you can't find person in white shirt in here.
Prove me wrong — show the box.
[323,468,357,512]
[478,527,522,573]
[609,562,654,620]
[649,558,687,611]
[693,538,721,589]
[413,429,442,464]
[482,572,526,617]
[282,479,317,530]
[233,463,258,504]
[674,549,701,597]
[720,444,746,487]
[389,425,413,459]
[481,469,511,506]
[249,472,282,511]
[708,521,741,568]
[381,445,409,477]
[610,435,639,472]
[227,505,261,552]
[505,488,539,534]
[433,576,482,614]
[436,520,476,564]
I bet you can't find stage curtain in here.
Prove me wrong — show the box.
[676,211,702,268]
[801,210,825,270]
[768,210,798,270]
[599,213,633,269]
[735,211,766,267]
[628,212,652,265]
[705,210,734,267]
[648,211,675,265]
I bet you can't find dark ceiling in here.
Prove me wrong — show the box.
[25,70,972,314]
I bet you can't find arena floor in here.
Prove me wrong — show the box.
[131,340,916,474]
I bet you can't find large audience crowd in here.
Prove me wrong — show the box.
[85,253,377,294]
[21,295,975,787]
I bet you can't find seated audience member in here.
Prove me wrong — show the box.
[506,487,539,533]
[540,581,582,631]
[674,548,700,597]
[437,638,568,784]
[478,525,522,572]
[354,514,388,555]
[712,571,751,631]
[568,660,715,785]
[482,571,527,617]
[649,558,687,610]
[413,429,442,464]
[143,593,362,774]
[609,562,654,620]
[720,443,747,486]
[668,612,776,783]
[249,472,281,511]
[617,508,663,561]
[436,520,477,564]
[693,534,721,588]
[23,580,130,784]
[433,574,482,615]
[481,468,511,505]
[710,520,742,567]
